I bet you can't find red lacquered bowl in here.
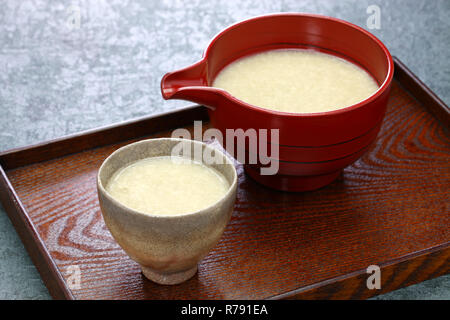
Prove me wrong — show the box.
[161,13,394,192]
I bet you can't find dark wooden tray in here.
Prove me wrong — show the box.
[0,57,449,300]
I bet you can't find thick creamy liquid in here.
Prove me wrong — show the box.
[106,156,229,215]
[213,49,379,113]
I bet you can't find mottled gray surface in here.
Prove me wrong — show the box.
[0,0,449,300]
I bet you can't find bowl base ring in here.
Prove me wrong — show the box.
[244,165,341,192]
[141,265,198,285]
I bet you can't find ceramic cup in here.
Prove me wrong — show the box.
[97,138,237,285]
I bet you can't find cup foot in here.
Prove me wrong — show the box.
[141,265,198,285]
[244,165,341,192]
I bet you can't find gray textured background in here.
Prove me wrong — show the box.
[0,0,449,299]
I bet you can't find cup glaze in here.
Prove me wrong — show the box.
[97,138,237,285]
[160,13,394,192]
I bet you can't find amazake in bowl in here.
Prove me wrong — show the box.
[161,13,394,192]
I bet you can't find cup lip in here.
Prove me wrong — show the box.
[97,137,238,219]
[201,12,394,117]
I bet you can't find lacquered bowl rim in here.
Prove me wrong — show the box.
[202,12,394,118]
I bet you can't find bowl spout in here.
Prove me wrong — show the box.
[161,60,224,108]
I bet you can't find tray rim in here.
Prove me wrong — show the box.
[0,57,449,300]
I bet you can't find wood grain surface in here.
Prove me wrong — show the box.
[0,60,449,299]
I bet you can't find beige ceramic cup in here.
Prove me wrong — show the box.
[97,138,237,285]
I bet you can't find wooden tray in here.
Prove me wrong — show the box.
[0,57,449,300]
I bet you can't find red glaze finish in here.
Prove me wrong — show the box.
[244,166,342,193]
[246,142,372,176]
[161,13,394,191]
[240,119,382,162]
